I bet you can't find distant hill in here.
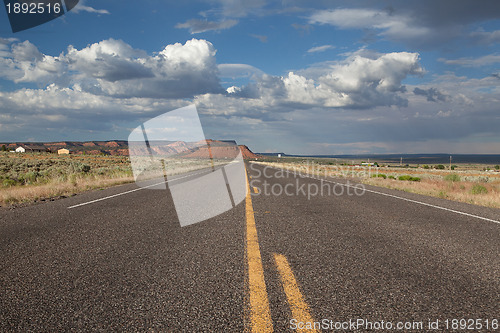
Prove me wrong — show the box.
[0,140,260,159]
[238,145,259,159]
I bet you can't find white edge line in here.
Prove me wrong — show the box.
[257,164,500,225]
[67,170,210,209]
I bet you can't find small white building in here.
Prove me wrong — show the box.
[15,145,47,153]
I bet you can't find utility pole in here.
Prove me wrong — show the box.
[450,155,452,170]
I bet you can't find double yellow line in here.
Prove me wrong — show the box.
[245,170,273,332]
[245,167,318,332]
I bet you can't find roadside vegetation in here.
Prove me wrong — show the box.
[0,152,133,206]
[255,157,500,209]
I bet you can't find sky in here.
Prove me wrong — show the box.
[0,0,500,154]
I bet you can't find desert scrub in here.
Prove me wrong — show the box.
[398,175,421,181]
[444,174,461,182]
[470,184,488,195]
[371,173,387,179]
[0,152,132,187]
[2,179,16,187]
[0,152,134,205]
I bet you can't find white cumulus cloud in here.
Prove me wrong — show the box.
[232,51,424,109]
[0,38,223,98]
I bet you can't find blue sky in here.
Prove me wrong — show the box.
[1,0,500,154]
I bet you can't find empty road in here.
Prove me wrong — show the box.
[1,162,499,331]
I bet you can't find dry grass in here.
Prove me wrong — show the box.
[0,152,134,206]
[363,177,500,208]
[0,175,134,205]
[253,161,500,209]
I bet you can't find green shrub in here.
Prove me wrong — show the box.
[3,179,17,187]
[444,174,460,182]
[470,184,488,195]
[423,165,429,169]
[371,173,387,179]
[451,165,457,170]
[388,175,396,179]
[81,164,91,173]
[22,171,40,184]
[435,164,445,170]
[398,175,421,181]
[495,165,499,170]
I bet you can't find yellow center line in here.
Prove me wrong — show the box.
[274,253,319,333]
[245,166,273,332]
[252,186,259,194]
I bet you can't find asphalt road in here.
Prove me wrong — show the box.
[0,162,499,332]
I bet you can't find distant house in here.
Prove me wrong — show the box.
[58,148,70,155]
[15,145,47,153]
